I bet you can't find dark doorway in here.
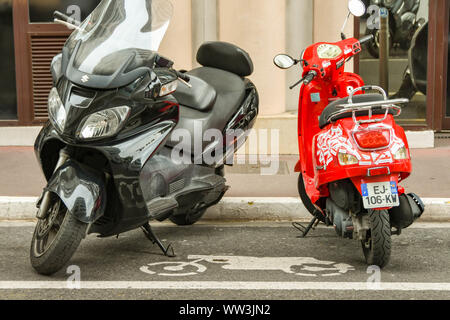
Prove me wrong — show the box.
[0,0,18,120]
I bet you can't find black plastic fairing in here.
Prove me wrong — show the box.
[64,41,156,89]
[46,159,106,224]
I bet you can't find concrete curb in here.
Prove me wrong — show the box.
[1,197,449,222]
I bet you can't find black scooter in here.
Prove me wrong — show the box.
[393,21,450,100]
[365,0,425,58]
[31,0,259,275]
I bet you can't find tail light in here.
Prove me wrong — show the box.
[353,128,391,150]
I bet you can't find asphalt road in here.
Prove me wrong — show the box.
[0,221,449,300]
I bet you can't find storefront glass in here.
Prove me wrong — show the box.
[359,0,429,125]
[0,0,17,120]
[29,0,101,23]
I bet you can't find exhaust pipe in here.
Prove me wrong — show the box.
[389,193,425,230]
[326,198,354,239]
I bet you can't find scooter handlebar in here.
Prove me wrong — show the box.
[303,71,317,85]
[174,70,190,83]
[53,11,70,23]
[358,34,375,45]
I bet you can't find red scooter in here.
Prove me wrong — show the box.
[274,0,424,268]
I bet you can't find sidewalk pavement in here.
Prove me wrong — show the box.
[0,145,449,221]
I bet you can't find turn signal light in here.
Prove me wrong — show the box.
[354,129,391,150]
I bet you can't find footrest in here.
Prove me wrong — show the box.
[147,197,178,217]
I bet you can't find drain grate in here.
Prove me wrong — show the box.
[435,133,450,139]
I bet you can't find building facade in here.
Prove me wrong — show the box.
[0,0,448,138]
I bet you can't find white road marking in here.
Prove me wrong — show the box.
[0,281,449,291]
[140,256,355,277]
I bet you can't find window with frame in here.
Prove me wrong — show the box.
[0,0,17,120]
[29,0,101,23]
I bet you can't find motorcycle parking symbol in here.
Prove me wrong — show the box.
[140,255,355,277]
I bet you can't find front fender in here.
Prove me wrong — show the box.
[46,159,106,224]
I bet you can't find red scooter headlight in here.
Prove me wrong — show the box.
[353,128,391,150]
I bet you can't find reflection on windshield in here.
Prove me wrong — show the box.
[67,0,173,76]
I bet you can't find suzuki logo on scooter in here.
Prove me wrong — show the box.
[81,75,90,83]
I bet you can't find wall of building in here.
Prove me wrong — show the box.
[158,0,193,71]
[314,0,354,72]
[156,0,352,116]
[2,0,437,149]
[218,0,287,115]
[143,0,355,155]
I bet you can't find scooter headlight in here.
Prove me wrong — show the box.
[338,152,359,166]
[394,146,409,160]
[48,88,66,132]
[77,106,130,140]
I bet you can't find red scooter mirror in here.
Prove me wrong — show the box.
[273,54,297,69]
[341,0,366,39]
[348,0,366,17]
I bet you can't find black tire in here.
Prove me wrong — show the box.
[169,208,207,226]
[30,199,87,276]
[361,209,392,268]
[298,174,325,222]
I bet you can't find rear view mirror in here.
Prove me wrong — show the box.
[274,54,296,69]
[348,0,366,17]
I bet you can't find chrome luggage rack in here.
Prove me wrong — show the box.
[328,86,409,125]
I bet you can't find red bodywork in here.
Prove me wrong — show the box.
[294,38,412,211]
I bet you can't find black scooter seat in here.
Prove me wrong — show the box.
[319,94,396,129]
[173,73,217,112]
[167,67,247,152]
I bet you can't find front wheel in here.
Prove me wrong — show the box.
[30,198,87,275]
[361,209,392,268]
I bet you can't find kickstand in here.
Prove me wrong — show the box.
[293,217,319,238]
[141,223,176,257]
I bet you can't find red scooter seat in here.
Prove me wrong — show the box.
[318,94,397,129]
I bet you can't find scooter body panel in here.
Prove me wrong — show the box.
[295,39,366,205]
[312,115,412,191]
[45,159,106,224]
[35,118,178,235]
[293,38,413,211]
[35,76,258,237]
[276,3,424,267]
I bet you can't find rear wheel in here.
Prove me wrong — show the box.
[361,209,392,268]
[30,199,87,275]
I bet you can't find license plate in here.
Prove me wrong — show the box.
[361,181,400,209]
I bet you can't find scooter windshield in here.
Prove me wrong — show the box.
[66,0,173,77]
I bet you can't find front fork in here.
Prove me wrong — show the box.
[36,148,71,220]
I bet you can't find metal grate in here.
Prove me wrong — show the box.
[30,35,67,120]
[435,133,450,139]
[169,179,186,194]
